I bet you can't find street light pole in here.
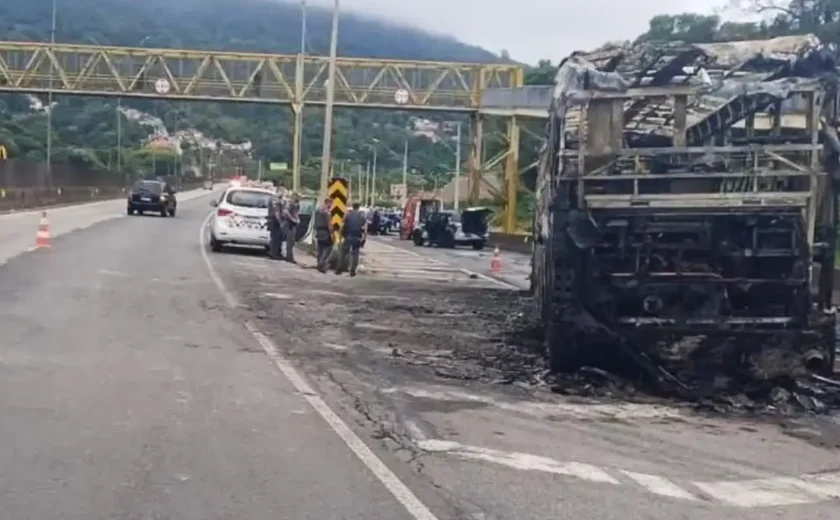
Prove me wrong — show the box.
[46,0,57,184]
[365,161,371,206]
[319,0,340,199]
[401,140,408,206]
[454,122,462,210]
[116,101,122,181]
[357,164,363,203]
[300,0,307,55]
[371,146,378,206]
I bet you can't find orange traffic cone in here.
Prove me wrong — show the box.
[35,211,51,249]
[490,246,502,273]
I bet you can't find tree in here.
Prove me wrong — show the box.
[733,0,840,47]
[0,0,506,185]
[637,13,723,43]
[525,60,556,85]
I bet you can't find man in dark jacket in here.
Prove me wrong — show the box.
[266,191,284,260]
[313,197,333,273]
[283,192,301,263]
[370,209,382,235]
[335,202,367,277]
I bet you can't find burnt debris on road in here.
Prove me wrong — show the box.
[225,252,840,423]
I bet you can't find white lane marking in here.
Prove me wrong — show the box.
[693,477,827,508]
[1,187,221,268]
[795,471,840,499]
[417,439,620,485]
[199,212,440,520]
[404,420,428,442]
[417,438,840,508]
[366,240,518,290]
[621,471,698,501]
[384,386,685,421]
[323,342,349,351]
[262,292,291,299]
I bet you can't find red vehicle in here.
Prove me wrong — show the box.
[400,194,442,240]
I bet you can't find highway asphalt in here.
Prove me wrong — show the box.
[0,193,838,519]
[0,192,440,519]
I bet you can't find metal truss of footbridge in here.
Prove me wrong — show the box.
[0,41,550,231]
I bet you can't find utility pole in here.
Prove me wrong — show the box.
[300,0,307,54]
[454,122,462,210]
[365,161,371,206]
[116,101,122,183]
[371,146,378,206]
[401,140,408,207]
[319,0,340,199]
[45,0,57,184]
[356,164,363,203]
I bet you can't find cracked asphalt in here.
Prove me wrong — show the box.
[1,193,838,519]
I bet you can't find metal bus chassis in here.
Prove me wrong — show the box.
[531,83,838,386]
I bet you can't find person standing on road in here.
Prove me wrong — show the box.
[335,202,367,277]
[314,197,333,273]
[371,209,382,235]
[282,192,301,263]
[266,189,284,260]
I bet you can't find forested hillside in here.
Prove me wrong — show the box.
[0,0,503,185]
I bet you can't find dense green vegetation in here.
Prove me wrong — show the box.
[1,0,837,196]
[0,0,505,189]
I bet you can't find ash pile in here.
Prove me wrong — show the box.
[545,342,840,416]
[498,303,840,416]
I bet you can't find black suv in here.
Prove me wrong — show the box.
[127,180,177,217]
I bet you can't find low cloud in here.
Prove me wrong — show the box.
[300,0,728,64]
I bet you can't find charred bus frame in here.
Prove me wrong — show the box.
[536,80,838,384]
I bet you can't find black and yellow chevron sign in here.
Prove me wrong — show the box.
[328,177,349,240]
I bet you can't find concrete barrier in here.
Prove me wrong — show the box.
[0,181,205,214]
[488,231,531,254]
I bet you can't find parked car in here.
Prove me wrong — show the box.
[208,186,276,253]
[412,207,492,250]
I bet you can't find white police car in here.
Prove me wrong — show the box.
[208,186,276,252]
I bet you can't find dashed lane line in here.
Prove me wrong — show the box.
[199,212,441,520]
[620,470,699,501]
[383,385,686,421]
[418,439,620,484]
[416,439,840,508]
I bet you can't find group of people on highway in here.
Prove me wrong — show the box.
[313,199,367,277]
[265,182,367,277]
[266,186,301,263]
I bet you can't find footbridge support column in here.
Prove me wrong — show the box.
[468,113,484,205]
[502,116,521,233]
[292,103,303,192]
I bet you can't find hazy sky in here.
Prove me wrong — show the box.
[302,0,743,64]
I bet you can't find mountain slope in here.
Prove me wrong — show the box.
[0,0,501,186]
